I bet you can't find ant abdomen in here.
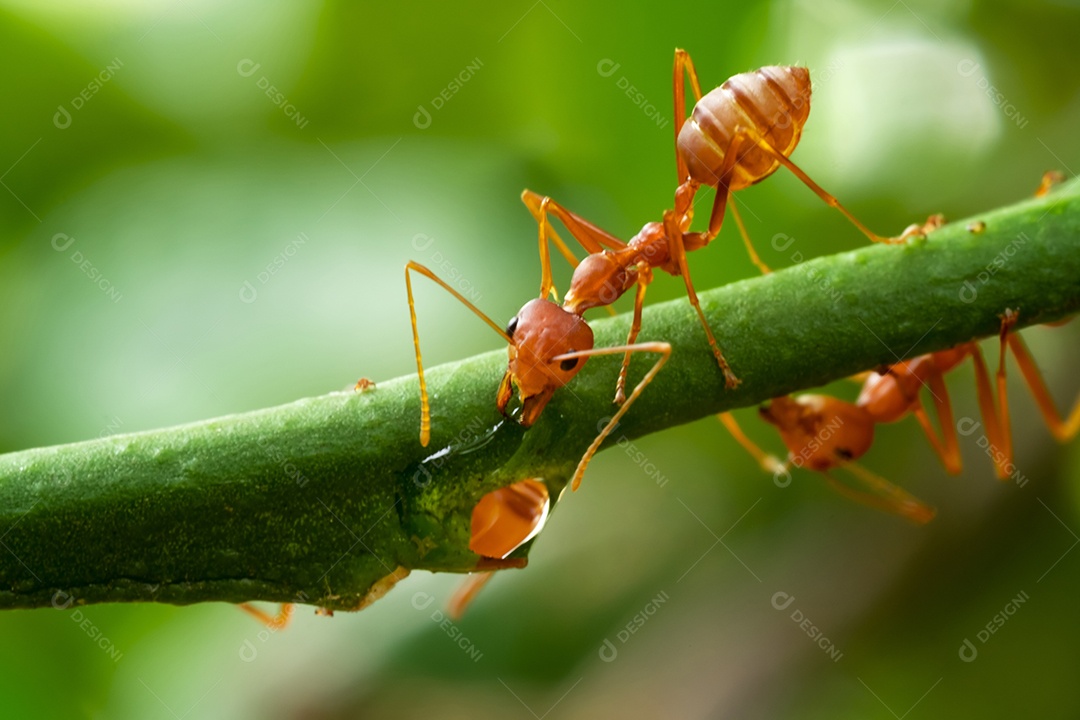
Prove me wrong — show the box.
[678,66,811,190]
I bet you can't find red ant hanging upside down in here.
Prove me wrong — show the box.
[521,49,925,404]
[401,263,668,616]
[719,310,1080,523]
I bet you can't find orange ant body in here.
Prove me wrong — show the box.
[448,478,549,618]
[524,49,915,402]
[721,311,1080,521]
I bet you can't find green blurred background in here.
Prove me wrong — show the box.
[2,0,1080,717]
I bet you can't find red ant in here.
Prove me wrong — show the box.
[406,261,670,491]
[522,49,918,403]
[447,478,549,618]
[720,310,1079,522]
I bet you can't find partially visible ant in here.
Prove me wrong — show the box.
[720,309,1079,522]
[1034,170,1066,198]
[239,602,294,629]
[522,49,920,403]
[448,478,549,618]
[406,261,670,491]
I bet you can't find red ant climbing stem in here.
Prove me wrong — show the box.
[406,261,670,491]
[522,49,919,403]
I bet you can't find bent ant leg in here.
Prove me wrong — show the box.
[520,189,626,305]
[909,371,964,476]
[552,341,672,491]
[728,196,772,274]
[405,261,512,446]
[734,126,905,244]
[672,48,705,185]
[448,573,495,620]
[614,268,653,405]
[663,209,740,388]
[965,339,1011,479]
[238,603,294,629]
[1002,312,1080,443]
[673,53,772,273]
[825,464,936,524]
[717,411,788,476]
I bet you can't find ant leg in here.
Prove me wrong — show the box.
[238,603,294,629]
[355,567,411,611]
[672,48,705,184]
[680,132,772,275]
[447,562,530,620]
[825,465,936,524]
[550,341,671,490]
[521,189,627,306]
[964,340,1011,479]
[614,270,652,405]
[664,209,740,388]
[717,412,788,475]
[909,372,963,475]
[1004,321,1080,443]
[448,573,494,620]
[729,196,772,274]
[406,261,513,446]
[735,126,902,244]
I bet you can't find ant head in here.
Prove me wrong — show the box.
[500,298,594,427]
[761,394,874,472]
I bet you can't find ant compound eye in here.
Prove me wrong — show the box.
[559,357,579,372]
[506,316,519,338]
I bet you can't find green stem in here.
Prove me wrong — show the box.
[2,180,1079,612]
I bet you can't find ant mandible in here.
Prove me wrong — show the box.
[522,49,919,404]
